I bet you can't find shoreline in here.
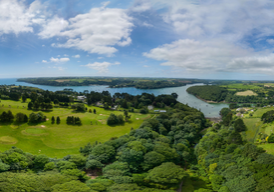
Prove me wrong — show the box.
[195,95,222,104]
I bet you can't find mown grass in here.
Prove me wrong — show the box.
[243,118,263,142]
[0,100,150,158]
[257,143,274,156]
[252,107,274,118]
[220,84,263,90]
[236,90,258,96]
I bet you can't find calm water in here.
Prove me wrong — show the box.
[0,78,228,117]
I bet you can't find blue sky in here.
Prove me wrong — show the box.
[1,0,274,80]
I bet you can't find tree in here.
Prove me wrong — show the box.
[220,108,231,120]
[51,116,55,124]
[15,112,25,123]
[86,160,104,169]
[22,94,27,102]
[94,109,96,114]
[51,180,91,192]
[142,151,165,170]
[56,116,61,124]
[145,162,188,189]
[268,133,274,143]
[28,102,33,110]
[54,99,59,105]
[107,114,119,125]
[234,119,247,132]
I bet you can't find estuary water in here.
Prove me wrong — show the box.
[0,78,228,118]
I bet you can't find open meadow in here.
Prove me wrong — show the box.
[0,100,150,158]
[235,90,257,96]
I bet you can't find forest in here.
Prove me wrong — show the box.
[187,83,274,105]
[0,86,274,191]
[16,77,198,89]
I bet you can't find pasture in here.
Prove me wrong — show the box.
[243,118,263,142]
[0,100,150,158]
[235,90,257,96]
[257,143,274,156]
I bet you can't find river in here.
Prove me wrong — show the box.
[0,78,228,118]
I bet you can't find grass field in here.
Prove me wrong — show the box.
[220,84,263,90]
[236,90,257,96]
[0,100,150,158]
[257,143,274,155]
[243,118,263,142]
[252,107,274,118]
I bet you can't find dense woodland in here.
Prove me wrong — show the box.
[186,86,228,102]
[17,77,201,89]
[187,84,274,105]
[2,85,274,191]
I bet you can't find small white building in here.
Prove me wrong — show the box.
[77,96,86,101]
[160,110,167,113]
[148,105,154,110]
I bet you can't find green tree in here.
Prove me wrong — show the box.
[145,162,188,189]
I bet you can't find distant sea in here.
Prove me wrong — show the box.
[0,78,228,117]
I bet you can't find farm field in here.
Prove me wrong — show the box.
[0,100,150,158]
[220,83,263,90]
[243,118,263,142]
[235,90,257,96]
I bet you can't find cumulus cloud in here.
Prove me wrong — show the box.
[226,54,274,74]
[50,57,70,63]
[144,39,274,73]
[0,0,35,35]
[38,5,133,56]
[82,61,120,73]
[72,55,80,58]
[42,60,47,63]
[143,65,149,67]
[38,16,69,39]
[146,0,274,41]
[141,0,274,75]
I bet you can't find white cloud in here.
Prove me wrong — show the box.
[82,61,120,73]
[64,54,69,57]
[0,0,49,36]
[0,0,34,35]
[38,16,69,39]
[226,54,274,74]
[50,57,70,63]
[46,6,133,56]
[98,57,103,59]
[72,54,80,58]
[42,45,45,47]
[131,0,151,12]
[42,60,47,63]
[143,65,149,67]
[144,39,263,73]
[146,0,274,41]
[267,39,274,45]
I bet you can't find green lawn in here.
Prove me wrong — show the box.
[243,118,263,142]
[0,100,150,158]
[252,107,274,118]
[257,143,274,156]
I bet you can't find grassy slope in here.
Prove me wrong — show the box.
[243,118,263,142]
[0,100,149,158]
[241,107,274,155]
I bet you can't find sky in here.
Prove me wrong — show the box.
[1,0,274,80]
